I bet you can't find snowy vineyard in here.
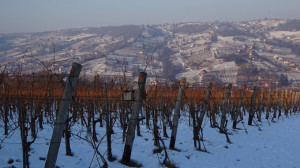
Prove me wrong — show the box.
[1,64,300,168]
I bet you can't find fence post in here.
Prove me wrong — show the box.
[295,92,299,112]
[296,92,298,111]
[291,91,295,112]
[258,87,264,122]
[273,87,279,119]
[17,97,29,168]
[278,89,284,118]
[284,89,289,116]
[45,63,82,168]
[104,82,113,161]
[219,84,232,133]
[195,83,212,148]
[169,77,186,150]
[200,82,212,127]
[121,72,147,164]
[3,81,8,135]
[266,89,271,119]
[233,85,246,129]
[248,86,257,125]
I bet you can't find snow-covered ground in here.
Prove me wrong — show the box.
[176,70,203,82]
[1,113,300,168]
[270,31,300,40]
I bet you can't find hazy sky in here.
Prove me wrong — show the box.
[0,0,299,34]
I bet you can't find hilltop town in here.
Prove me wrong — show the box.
[0,19,300,87]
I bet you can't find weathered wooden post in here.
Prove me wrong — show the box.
[169,77,186,150]
[29,74,37,138]
[104,82,113,161]
[266,89,271,119]
[220,84,232,133]
[91,100,97,142]
[273,87,279,119]
[233,85,246,129]
[194,83,212,149]
[3,81,8,135]
[295,92,298,110]
[296,92,299,111]
[248,86,257,125]
[258,87,264,122]
[296,92,298,110]
[199,83,213,127]
[121,72,147,164]
[87,91,92,135]
[278,89,284,118]
[284,89,289,116]
[291,91,295,112]
[18,97,29,168]
[45,63,82,168]
[292,91,299,113]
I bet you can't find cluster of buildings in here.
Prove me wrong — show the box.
[273,55,299,70]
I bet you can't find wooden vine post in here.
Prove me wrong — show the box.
[248,86,257,125]
[121,72,147,164]
[169,77,186,150]
[233,85,246,129]
[279,89,284,118]
[197,82,212,149]
[273,87,279,119]
[45,63,82,168]
[266,89,271,119]
[3,80,9,135]
[220,84,232,133]
[258,87,264,122]
[199,83,213,127]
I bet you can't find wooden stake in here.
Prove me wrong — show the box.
[45,63,82,168]
[121,72,147,164]
[169,78,186,149]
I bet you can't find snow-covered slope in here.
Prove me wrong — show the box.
[1,114,300,168]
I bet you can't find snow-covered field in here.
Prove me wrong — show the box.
[270,31,300,40]
[1,113,300,168]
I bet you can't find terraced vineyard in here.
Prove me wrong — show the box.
[0,65,299,168]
